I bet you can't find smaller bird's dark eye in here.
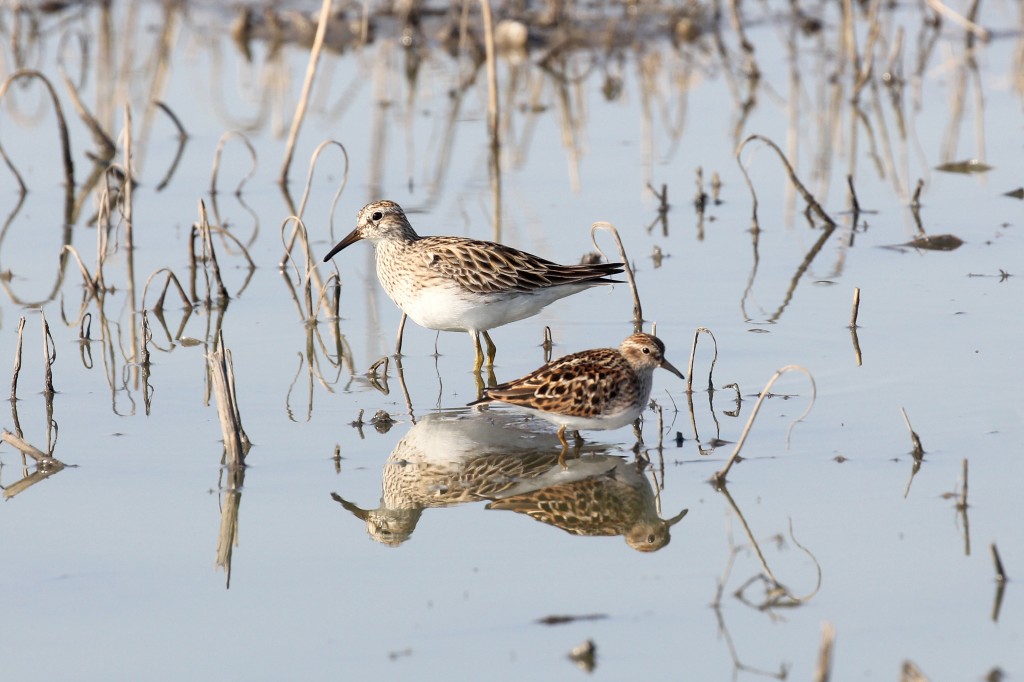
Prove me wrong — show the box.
[642,347,651,354]
[371,211,383,221]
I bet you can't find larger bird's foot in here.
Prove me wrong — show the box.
[471,331,485,374]
[482,330,497,368]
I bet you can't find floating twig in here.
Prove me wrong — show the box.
[711,365,816,486]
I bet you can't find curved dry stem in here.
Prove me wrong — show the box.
[591,221,643,332]
[737,134,837,228]
[210,130,258,196]
[0,69,75,191]
[198,200,230,302]
[295,140,350,228]
[208,225,257,271]
[312,272,341,320]
[142,268,192,311]
[711,365,816,486]
[61,245,97,294]
[686,326,719,393]
[279,215,310,284]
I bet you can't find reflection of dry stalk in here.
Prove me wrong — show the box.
[591,222,643,332]
[1,429,67,500]
[711,365,816,486]
[0,69,75,195]
[215,464,245,589]
[154,101,189,191]
[991,542,1007,622]
[813,622,836,682]
[208,331,250,467]
[279,0,333,186]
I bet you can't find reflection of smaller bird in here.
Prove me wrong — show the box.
[322,200,624,371]
[331,411,586,546]
[469,333,684,464]
[487,456,688,552]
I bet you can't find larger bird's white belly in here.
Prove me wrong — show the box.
[388,281,592,333]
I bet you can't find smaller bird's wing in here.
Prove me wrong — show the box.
[419,236,623,295]
[475,349,630,418]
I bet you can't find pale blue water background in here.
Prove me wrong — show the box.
[1,2,1022,680]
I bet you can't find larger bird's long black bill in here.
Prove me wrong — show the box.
[322,228,363,262]
[660,357,685,380]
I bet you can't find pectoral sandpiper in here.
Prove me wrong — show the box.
[322,200,623,371]
[468,333,684,465]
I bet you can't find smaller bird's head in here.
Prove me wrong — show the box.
[323,200,417,262]
[620,333,685,380]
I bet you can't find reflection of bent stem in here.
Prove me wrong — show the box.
[717,482,822,608]
[0,429,69,501]
[712,365,816,485]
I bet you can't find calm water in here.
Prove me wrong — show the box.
[1,1,1022,679]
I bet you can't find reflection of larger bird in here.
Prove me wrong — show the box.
[332,411,585,546]
[487,458,688,552]
[322,200,623,370]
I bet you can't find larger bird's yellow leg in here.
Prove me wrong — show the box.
[482,330,497,367]
[556,424,570,469]
[471,331,485,374]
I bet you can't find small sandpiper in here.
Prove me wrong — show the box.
[323,200,623,371]
[468,333,684,465]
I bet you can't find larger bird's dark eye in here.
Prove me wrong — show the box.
[642,346,651,354]
[371,211,383,221]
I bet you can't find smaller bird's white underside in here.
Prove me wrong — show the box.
[497,401,646,433]
[382,275,599,333]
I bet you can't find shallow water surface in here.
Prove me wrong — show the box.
[1,1,1022,680]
